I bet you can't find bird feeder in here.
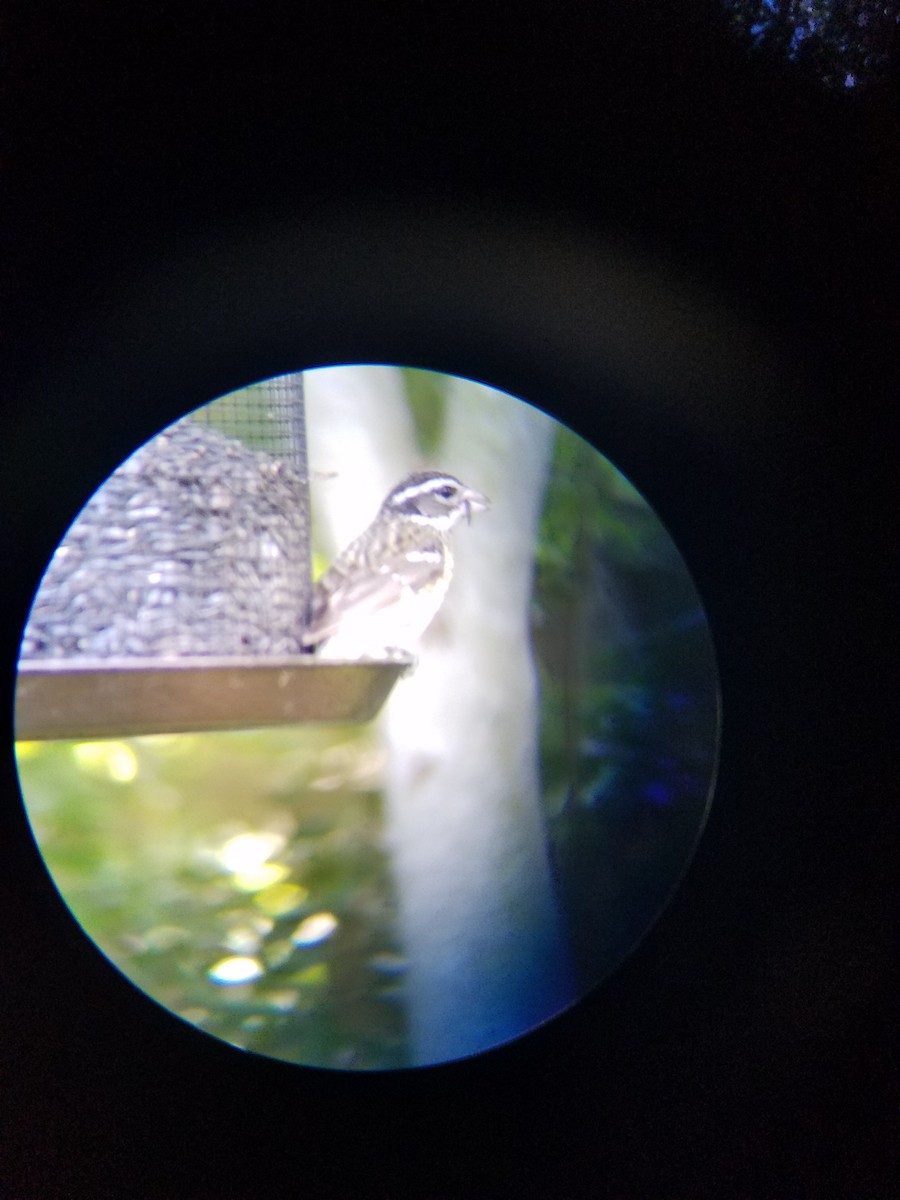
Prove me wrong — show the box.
[15,373,408,740]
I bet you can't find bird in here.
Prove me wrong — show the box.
[301,470,490,660]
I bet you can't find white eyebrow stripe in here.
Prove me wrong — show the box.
[390,477,459,504]
[403,548,443,562]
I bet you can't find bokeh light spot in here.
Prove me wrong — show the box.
[291,912,338,947]
[73,740,139,783]
[207,956,264,985]
[217,830,286,873]
[231,863,289,893]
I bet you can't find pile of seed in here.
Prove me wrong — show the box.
[20,419,312,660]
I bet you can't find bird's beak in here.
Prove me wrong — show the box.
[461,487,490,525]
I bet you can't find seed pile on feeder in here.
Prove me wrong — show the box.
[21,419,311,661]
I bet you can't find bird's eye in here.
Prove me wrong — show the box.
[436,485,456,499]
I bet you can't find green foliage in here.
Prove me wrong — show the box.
[400,368,446,456]
[16,728,408,1070]
[533,425,718,988]
[535,424,659,600]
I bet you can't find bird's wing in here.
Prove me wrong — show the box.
[302,545,445,646]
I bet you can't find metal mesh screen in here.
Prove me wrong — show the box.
[192,375,305,461]
[21,373,313,661]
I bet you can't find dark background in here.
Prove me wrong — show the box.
[2,3,896,1197]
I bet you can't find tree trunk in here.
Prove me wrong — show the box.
[383,377,574,1064]
[305,367,575,1066]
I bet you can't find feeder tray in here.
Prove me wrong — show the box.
[16,376,410,740]
[15,656,410,740]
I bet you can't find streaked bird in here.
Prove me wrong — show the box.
[302,471,489,659]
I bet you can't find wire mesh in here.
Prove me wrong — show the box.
[21,373,313,661]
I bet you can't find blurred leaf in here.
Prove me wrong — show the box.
[15,724,409,1070]
[400,368,446,456]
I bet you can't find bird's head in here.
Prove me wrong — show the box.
[380,472,490,530]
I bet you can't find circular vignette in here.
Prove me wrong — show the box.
[14,364,719,1070]
[6,204,791,1070]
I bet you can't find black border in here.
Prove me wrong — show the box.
[3,5,896,1196]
